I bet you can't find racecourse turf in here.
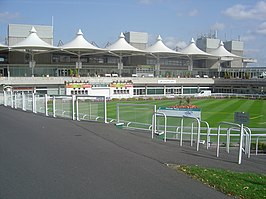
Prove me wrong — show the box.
[106,98,266,129]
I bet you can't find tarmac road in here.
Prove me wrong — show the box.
[0,106,265,199]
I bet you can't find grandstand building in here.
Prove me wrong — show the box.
[0,23,265,97]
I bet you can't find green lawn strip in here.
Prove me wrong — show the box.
[106,99,266,128]
[258,100,266,126]
[203,99,241,125]
[167,164,266,199]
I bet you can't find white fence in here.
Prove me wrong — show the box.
[1,91,265,164]
[1,91,107,123]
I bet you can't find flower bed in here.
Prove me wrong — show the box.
[168,105,199,109]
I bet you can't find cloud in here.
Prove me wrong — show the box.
[188,9,198,17]
[176,41,187,50]
[164,37,187,50]
[138,0,164,5]
[138,0,153,4]
[256,22,266,35]
[223,1,266,20]
[240,35,256,42]
[211,22,225,31]
[0,11,20,22]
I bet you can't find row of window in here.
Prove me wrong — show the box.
[113,90,130,94]
[71,90,88,95]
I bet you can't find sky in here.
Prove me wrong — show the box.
[0,0,266,66]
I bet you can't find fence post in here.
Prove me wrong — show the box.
[216,125,221,157]
[32,93,36,113]
[45,94,48,116]
[22,92,26,111]
[238,124,244,164]
[53,96,56,117]
[11,91,14,108]
[196,118,201,151]
[3,91,7,106]
[14,92,17,109]
[191,123,194,146]
[72,95,75,120]
[104,96,107,123]
[76,96,79,121]
[116,104,119,123]
[180,118,184,146]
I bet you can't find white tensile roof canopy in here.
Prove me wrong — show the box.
[144,35,182,76]
[61,29,105,76]
[144,35,181,56]
[0,43,8,51]
[9,27,57,77]
[180,38,212,56]
[180,38,213,71]
[10,27,56,50]
[105,32,144,76]
[0,43,7,48]
[210,41,241,60]
[105,32,143,54]
[61,29,104,53]
[210,41,242,77]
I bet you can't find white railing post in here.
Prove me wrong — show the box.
[32,93,36,113]
[151,112,167,142]
[152,114,155,139]
[72,94,75,120]
[22,92,26,111]
[255,137,259,155]
[238,124,244,164]
[180,118,184,146]
[196,118,201,151]
[116,104,120,123]
[3,91,7,106]
[14,92,17,109]
[104,96,107,123]
[53,96,56,118]
[226,128,230,153]
[216,125,221,157]
[191,123,194,146]
[45,94,48,116]
[11,91,14,108]
[76,96,79,121]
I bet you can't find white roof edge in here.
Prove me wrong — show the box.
[10,26,56,50]
[144,35,181,55]
[61,29,104,51]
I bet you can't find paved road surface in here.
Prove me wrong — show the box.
[0,106,265,199]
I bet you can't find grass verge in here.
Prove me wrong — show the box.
[167,164,266,199]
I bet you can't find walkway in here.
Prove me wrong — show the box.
[0,106,265,199]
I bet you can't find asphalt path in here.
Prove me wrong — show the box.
[0,106,265,199]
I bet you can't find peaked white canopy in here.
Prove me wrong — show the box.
[180,38,214,71]
[144,35,181,55]
[0,43,8,51]
[61,29,105,76]
[180,38,212,56]
[0,43,7,48]
[61,29,104,53]
[105,32,143,54]
[210,41,240,58]
[10,27,56,50]
[144,35,182,77]
[9,27,57,77]
[105,32,144,77]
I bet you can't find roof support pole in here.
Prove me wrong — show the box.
[155,56,160,78]
[76,53,82,77]
[118,55,123,77]
[30,53,35,77]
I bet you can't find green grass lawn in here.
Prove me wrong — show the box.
[46,98,266,129]
[107,98,266,129]
[168,164,266,199]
